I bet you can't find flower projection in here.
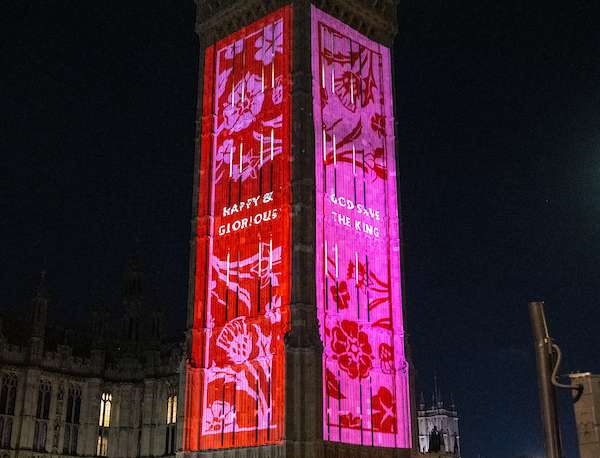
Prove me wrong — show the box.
[185,6,292,450]
[371,387,397,433]
[311,6,411,448]
[331,320,373,380]
[222,73,265,133]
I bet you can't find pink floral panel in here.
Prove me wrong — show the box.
[311,6,411,448]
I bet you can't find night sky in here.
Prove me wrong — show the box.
[3,1,600,457]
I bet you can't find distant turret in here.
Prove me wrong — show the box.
[418,376,461,456]
[119,252,164,360]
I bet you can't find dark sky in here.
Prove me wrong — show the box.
[3,1,600,457]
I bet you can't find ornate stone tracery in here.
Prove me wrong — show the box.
[195,0,399,47]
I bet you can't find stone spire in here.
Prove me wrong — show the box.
[90,303,108,348]
[123,254,143,304]
[433,374,444,409]
[30,270,49,359]
[31,271,49,339]
[419,392,426,410]
[122,254,144,343]
[89,303,108,367]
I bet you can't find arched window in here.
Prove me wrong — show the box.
[165,387,177,455]
[0,374,17,448]
[33,380,52,451]
[63,385,81,455]
[96,392,112,456]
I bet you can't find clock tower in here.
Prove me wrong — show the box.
[181,2,412,457]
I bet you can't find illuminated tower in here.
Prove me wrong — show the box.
[182,1,411,457]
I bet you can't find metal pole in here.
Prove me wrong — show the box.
[529,301,562,458]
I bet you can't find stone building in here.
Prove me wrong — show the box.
[570,372,600,458]
[416,383,460,456]
[0,259,182,458]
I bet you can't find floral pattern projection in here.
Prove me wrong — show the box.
[311,6,411,448]
[185,7,292,451]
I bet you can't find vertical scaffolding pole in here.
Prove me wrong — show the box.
[529,300,562,458]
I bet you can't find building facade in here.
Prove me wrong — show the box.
[416,388,460,456]
[0,262,182,458]
[570,372,600,458]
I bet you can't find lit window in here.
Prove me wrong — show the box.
[98,392,112,427]
[165,392,177,454]
[96,392,112,456]
[166,394,177,425]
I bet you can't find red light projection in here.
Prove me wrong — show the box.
[185,6,292,450]
[311,6,411,448]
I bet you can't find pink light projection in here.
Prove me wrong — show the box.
[311,6,411,448]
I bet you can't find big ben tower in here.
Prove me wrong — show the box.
[181,1,411,457]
